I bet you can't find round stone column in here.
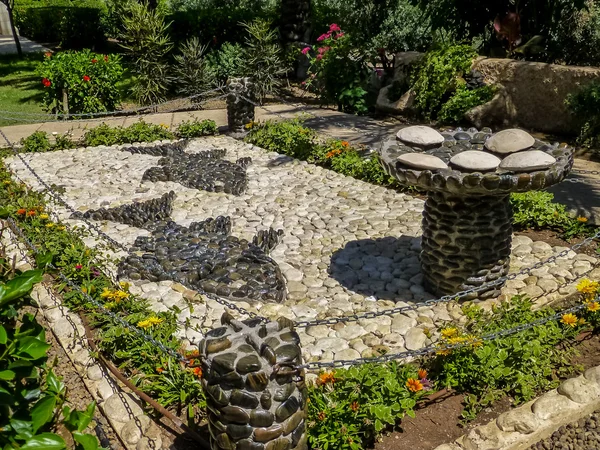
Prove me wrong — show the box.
[227,77,256,134]
[200,314,307,450]
[421,192,512,298]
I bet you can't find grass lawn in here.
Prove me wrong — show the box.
[0,53,46,127]
[0,53,137,127]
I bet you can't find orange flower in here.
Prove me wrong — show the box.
[318,411,326,421]
[187,349,200,358]
[341,141,350,148]
[318,372,336,385]
[26,210,36,216]
[16,208,26,215]
[350,401,359,412]
[156,367,164,374]
[418,368,428,380]
[406,378,423,392]
[193,367,202,378]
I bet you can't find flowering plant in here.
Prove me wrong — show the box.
[36,49,123,115]
[308,363,429,449]
[302,24,373,114]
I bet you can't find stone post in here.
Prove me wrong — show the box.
[227,78,256,135]
[200,313,308,450]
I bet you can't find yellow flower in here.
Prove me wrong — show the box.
[406,378,423,392]
[577,279,599,295]
[100,288,112,299]
[448,336,467,345]
[39,214,49,220]
[147,316,164,326]
[160,123,169,129]
[58,226,66,231]
[119,281,130,290]
[113,290,129,301]
[137,319,152,328]
[561,313,578,327]
[3,180,11,185]
[465,334,483,347]
[577,216,588,223]
[588,302,600,312]
[441,327,458,339]
[579,318,587,325]
[45,223,54,228]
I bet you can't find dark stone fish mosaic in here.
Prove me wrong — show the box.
[117,217,286,303]
[70,191,176,229]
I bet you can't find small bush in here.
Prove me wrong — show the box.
[241,19,287,103]
[83,121,175,147]
[411,44,477,120]
[176,119,219,138]
[371,0,432,53]
[20,131,52,153]
[510,191,591,240]
[566,80,600,149]
[14,0,108,49]
[206,43,246,85]
[173,37,217,101]
[36,50,123,115]
[245,119,316,160]
[437,84,495,123]
[119,1,173,105]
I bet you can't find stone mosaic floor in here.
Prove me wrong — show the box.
[5,136,597,365]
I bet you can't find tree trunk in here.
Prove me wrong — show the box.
[6,3,22,58]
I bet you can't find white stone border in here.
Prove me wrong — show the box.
[435,367,600,450]
[1,222,163,450]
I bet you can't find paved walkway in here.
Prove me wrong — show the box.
[0,35,49,55]
[2,104,600,225]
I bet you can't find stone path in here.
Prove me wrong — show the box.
[0,35,49,55]
[5,136,597,366]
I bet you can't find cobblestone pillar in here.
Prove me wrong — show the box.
[227,78,256,135]
[420,192,512,299]
[200,313,307,450]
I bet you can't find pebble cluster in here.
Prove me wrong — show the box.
[143,148,251,196]
[5,136,597,362]
[120,141,188,157]
[532,413,600,450]
[71,191,176,229]
[118,216,287,303]
[200,315,307,450]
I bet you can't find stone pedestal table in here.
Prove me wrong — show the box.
[378,126,574,298]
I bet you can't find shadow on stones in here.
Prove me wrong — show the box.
[547,173,600,225]
[329,235,426,301]
[266,154,295,167]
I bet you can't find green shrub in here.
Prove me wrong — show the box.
[566,80,600,149]
[36,50,123,115]
[411,44,477,120]
[438,84,495,123]
[428,297,579,421]
[370,0,432,53]
[510,191,591,240]
[245,119,316,159]
[83,120,175,146]
[206,43,246,85]
[14,0,108,49]
[241,19,287,103]
[176,119,219,138]
[119,0,173,105]
[308,363,428,449]
[173,37,216,101]
[20,131,52,153]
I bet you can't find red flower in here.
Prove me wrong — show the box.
[16,208,26,215]
[193,367,202,378]
[44,52,52,58]
[104,55,108,62]
[75,265,83,270]
[42,78,51,88]
[83,75,91,82]
[329,23,341,32]
[26,210,36,217]
[91,58,98,63]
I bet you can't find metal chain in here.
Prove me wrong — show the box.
[6,217,191,364]
[298,301,589,369]
[0,87,226,120]
[0,128,267,322]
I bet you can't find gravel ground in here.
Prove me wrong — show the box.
[531,412,600,450]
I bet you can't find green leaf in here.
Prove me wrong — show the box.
[35,252,54,270]
[0,370,15,380]
[31,396,57,433]
[0,325,7,344]
[0,269,44,308]
[10,419,34,440]
[0,207,9,218]
[72,432,99,450]
[46,370,65,396]
[21,433,66,450]
[17,336,50,360]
